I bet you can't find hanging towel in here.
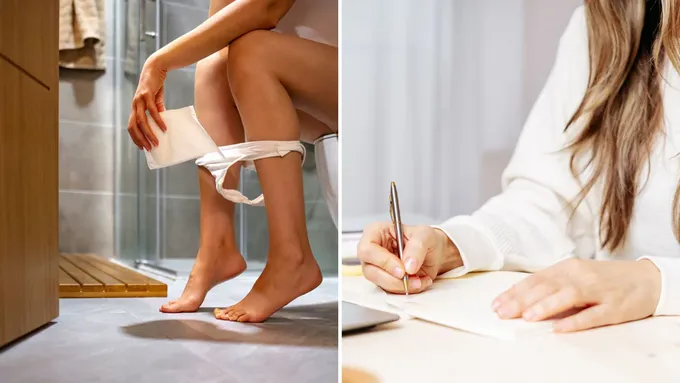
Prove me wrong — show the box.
[59,0,107,70]
[123,0,140,75]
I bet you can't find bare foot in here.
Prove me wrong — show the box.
[214,251,322,322]
[160,247,246,313]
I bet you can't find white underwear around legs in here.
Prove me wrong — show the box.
[195,140,306,206]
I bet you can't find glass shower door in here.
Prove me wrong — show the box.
[115,0,164,272]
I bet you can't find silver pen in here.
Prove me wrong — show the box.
[389,182,408,295]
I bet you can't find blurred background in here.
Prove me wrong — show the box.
[58,0,338,276]
[342,0,582,236]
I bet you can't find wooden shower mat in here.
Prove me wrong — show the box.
[59,253,167,298]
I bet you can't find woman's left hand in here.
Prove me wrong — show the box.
[492,258,661,332]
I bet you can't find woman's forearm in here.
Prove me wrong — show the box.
[150,0,295,71]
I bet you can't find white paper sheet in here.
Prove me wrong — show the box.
[344,293,410,318]
[143,106,221,169]
[386,272,556,340]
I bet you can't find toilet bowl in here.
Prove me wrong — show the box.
[314,133,338,228]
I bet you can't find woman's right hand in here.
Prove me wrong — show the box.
[127,54,168,151]
[357,223,462,294]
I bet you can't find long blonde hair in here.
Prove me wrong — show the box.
[567,0,680,250]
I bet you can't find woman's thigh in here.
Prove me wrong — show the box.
[209,0,235,16]
[228,30,338,132]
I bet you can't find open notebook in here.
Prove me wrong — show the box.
[382,272,557,341]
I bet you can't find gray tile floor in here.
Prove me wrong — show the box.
[0,271,338,383]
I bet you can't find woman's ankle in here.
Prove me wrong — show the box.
[268,241,314,263]
[199,238,240,255]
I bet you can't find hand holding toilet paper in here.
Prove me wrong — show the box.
[143,106,221,169]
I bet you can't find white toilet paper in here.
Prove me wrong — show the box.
[143,106,220,169]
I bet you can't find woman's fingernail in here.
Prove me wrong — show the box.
[491,299,501,310]
[411,277,422,289]
[523,310,536,321]
[394,266,404,278]
[425,278,433,287]
[404,258,415,273]
[497,306,511,319]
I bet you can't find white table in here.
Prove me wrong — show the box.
[342,276,680,383]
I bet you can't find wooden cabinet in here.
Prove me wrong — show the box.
[0,0,59,88]
[0,0,59,347]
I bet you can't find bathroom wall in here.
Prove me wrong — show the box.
[57,0,216,258]
[58,0,118,257]
[58,0,211,258]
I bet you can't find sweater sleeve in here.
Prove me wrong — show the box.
[637,256,680,316]
[435,7,597,278]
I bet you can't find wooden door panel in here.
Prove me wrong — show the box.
[0,55,59,347]
[0,0,58,89]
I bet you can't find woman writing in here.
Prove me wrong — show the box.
[358,1,680,332]
[127,0,337,322]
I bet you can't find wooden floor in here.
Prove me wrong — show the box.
[59,254,167,298]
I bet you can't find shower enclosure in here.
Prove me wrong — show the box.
[113,0,337,275]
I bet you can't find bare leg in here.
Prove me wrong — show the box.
[214,31,337,322]
[160,47,250,313]
[160,46,331,313]
[160,0,249,313]
[298,109,334,144]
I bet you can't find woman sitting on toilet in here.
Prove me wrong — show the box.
[126,0,338,323]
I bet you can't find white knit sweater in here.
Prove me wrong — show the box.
[436,6,680,316]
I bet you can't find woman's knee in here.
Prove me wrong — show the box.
[194,53,238,110]
[196,53,229,88]
[227,30,275,83]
